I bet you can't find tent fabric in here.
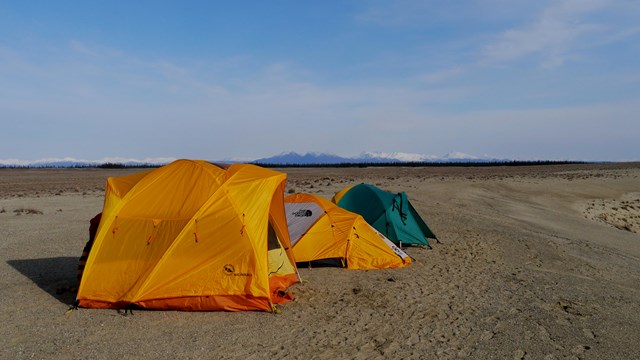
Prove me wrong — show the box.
[285,193,411,270]
[77,159,299,312]
[332,184,437,246]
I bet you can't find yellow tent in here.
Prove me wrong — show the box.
[285,193,411,270]
[77,160,298,312]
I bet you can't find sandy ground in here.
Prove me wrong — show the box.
[1,163,639,359]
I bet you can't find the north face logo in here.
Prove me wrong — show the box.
[292,209,313,217]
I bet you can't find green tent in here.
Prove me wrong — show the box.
[333,184,437,246]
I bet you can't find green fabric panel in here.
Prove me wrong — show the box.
[336,184,387,223]
[336,184,435,246]
[408,202,437,239]
[372,215,396,242]
[386,193,427,245]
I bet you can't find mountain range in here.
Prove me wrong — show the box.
[0,152,501,167]
[0,157,177,168]
[253,151,501,165]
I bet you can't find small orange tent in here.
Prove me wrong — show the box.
[285,193,411,269]
[77,160,298,311]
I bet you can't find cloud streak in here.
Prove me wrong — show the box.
[481,0,635,67]
[0,41,474,159]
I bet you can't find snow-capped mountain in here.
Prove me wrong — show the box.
[0,157,176,168]
[442,152,479,160]
[253,152,353,165]
[360,152,440,162]
[253,151,500,165]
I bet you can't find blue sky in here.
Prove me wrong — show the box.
[1,0,639,162]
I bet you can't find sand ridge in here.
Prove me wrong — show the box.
[581,192,640,234]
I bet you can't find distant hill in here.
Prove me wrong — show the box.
[253,152,355,165]
[253,151,502,165]
[0,157,176,168]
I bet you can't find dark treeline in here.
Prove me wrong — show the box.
[0,163,161,169]
[97,163,160,169]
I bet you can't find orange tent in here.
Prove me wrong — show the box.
[77,160,298,311]
[285,193,411,269]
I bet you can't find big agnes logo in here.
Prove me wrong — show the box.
[223,264,235,274]
[292,209,313,217]
[223,264,252,277]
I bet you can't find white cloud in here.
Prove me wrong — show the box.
[359,0,639,69]
[421,67,466,84]
[69,40,99,57]
[481,0,630,67]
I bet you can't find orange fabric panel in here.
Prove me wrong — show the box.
[116,161,225,220]
[290,215,347,262]
[80,217,192,303]
[132,189,269,303]
[269,181,298,268]
[346,219,411,269]
[78,295,272,312]
[107,169,151,199]
[269,273,299,304]
[77,299,132,309]
[137,295,272,311]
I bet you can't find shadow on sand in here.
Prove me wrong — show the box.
[7,257,79,305]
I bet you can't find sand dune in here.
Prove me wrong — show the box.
[1,163,639,359]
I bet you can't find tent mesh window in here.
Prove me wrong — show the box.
[267,222,281,250]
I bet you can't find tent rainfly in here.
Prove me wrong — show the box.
[77,160,299,312]
[333,184,437,247]
[285,193,411,269]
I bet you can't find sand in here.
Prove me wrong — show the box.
[1,163,639,359]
